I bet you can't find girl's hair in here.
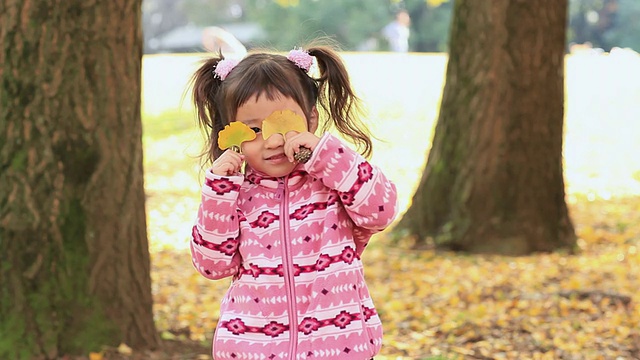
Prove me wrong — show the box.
[190,42,372,164]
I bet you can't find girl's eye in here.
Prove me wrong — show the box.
[250,127,261,133]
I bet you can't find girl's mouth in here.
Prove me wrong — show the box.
[266,153,287,161]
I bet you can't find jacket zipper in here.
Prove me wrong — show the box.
[277,178,298,359]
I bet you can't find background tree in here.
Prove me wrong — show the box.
[0,0,160,358]
[394,0,577,255]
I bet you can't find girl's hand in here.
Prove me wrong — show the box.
[284,131,320,163]
[211,150,245,176]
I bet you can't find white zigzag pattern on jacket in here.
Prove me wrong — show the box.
[288,232,322,246]
[206,211,235,222]
[215,340,373,360]
[296,342,370,359]
[323,157,356,191]
[229,294,317,306]
[216,351,286,359]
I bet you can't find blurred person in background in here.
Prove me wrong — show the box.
[382,9,411,52]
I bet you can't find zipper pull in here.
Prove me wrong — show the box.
[276,178,285,200]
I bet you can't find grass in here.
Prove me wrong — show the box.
[142,52,640,359]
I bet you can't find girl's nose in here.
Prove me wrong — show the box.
[264,133,285,149]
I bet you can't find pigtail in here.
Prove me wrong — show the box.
[190,55,226,164]
[307,46,373,158]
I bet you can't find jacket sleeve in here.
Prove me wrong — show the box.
[304,133,398,251]
[190,170,244,280]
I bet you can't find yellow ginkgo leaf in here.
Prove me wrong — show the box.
[117,343,133,355]
[262,110,307,140]
[218,122,257,151]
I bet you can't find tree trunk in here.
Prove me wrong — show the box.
[0,1,159,358]
[395,0,576,255]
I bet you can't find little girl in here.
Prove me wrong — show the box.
[189,43,398,360]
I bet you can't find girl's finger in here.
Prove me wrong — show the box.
[284,132,319,162]
[223,149,244,161]
[284,141,297,163]
[211,152,245,175]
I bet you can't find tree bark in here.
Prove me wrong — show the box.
[395,0,576,255]
[0,1,159,358]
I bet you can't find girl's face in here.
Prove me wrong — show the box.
[236,92,318,178]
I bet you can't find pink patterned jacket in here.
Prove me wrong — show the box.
[190,133,398,359]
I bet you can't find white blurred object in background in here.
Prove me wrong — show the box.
[202,26,247,59]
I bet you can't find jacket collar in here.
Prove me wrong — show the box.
[245,165,308,191]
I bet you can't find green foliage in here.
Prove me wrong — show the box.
[240,0,454,51]
[144,0,640,52]
[245,0,391,51]
[603,0,640,50]
[403,0,453,52]
[181,0,240,26]
[568,0,640,51]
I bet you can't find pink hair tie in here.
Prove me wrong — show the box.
[213,58,239,80]
[287,48,313,72]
